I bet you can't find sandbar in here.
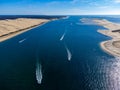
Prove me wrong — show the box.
[93,19,120,57]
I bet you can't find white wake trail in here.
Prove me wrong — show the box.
[19,38,27,43]
[65,46,72,61]
[60,32,66,41]
[36,60,42,84]
[60,28,68,41]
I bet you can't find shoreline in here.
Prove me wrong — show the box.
[93,19,120,57]
[0,18,51,42]
[100,40,120,57]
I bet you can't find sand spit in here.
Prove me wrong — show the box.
[93,19,120,57]
[0,18,50,42]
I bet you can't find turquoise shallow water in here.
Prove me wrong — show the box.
[0,16,120,90]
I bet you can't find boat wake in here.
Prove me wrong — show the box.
[60,32,66,41]
[65,45,72,61]
[19,38,27,43]
[36,59,42,84]
[60,28,68,41]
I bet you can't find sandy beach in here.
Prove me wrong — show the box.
[93,19,120,57]
[0,18,50,42]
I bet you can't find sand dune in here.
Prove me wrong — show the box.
[93,19,120,57]
[0,18,50,42]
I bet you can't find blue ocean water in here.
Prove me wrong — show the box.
[0,16,120,90]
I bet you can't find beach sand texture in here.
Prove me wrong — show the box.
[93,19,120,57]
[0,18,50,42]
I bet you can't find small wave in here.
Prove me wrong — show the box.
[102,56,120,90]
[36,60,42,84]
[18,38,26,43]
[65,46,72,61]
[115,56,120,60]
